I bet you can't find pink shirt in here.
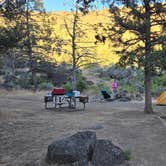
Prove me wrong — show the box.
[112,82,118,90]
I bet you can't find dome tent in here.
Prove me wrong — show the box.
[156,91,166,106]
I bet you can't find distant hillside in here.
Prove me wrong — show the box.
[41,10,119,66]
[0,9,163,67]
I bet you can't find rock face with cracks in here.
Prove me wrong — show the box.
[46,131,126,166]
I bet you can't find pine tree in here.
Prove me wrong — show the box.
[22,0,45,88]
[61,0,97,90]
[0,0,52,89]
[90,0,166,113]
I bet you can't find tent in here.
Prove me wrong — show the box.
[156,91,166,106]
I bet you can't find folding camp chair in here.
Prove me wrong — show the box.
[101,90,111,99]
[101,90,115,101]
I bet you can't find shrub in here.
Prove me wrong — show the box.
[3,68,18,89]
[123,150,131,160]
[62,82,73,92]
[77,79,88,92]
[151,74,166,96]
[118,69,144,94]
[88,85,99,94]
[76,72,88,92]
[38,82,54,90]
[119,83,137,94]
[152,74,166,87]
[97,82,105,90]
[36,74,48,85]
[18,72,32,89]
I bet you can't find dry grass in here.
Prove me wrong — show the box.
[0,90,166,166]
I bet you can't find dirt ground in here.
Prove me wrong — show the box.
[0,90,166,166]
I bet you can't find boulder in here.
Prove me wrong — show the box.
[47,131,96,164]
[71,159,89,166]
[92,139,125,166]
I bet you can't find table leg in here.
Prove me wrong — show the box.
[54,96,57,108]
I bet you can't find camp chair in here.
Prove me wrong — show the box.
[101,90,115,101]
[101,90,111,99]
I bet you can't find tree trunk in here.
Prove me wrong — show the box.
[144,0,153,113]
[26,0,36,89]
[144,67,153,113]
[73,66,77,90]
[71,5,78,90]
[72,31,77,90]
[5,49,16,75]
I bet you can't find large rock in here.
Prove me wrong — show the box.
[92,139,125,166]
[71,159,89,166]
[47,131,96,164]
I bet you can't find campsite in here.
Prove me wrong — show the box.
[0,90,166,166]
[0,0,166,166]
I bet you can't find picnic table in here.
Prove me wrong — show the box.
[44,88,88,110]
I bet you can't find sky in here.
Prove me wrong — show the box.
[43,0,75,11]
[43,0,107,11]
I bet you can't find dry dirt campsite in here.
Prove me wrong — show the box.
[0,90,166,166]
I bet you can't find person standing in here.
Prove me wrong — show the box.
[111,79,118,95]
